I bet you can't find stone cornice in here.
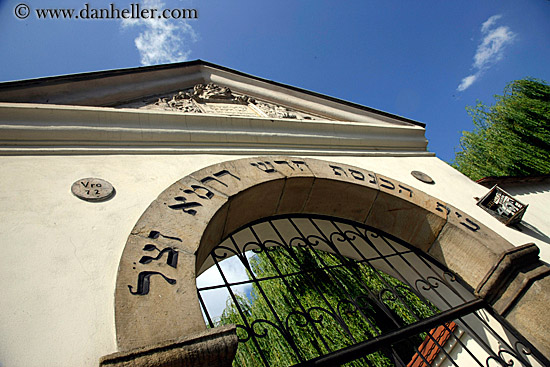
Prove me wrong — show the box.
[201,65,417,126]
[0,60,425,128]
[0,103,432,156]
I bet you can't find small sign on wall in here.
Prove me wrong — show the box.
[477,185,527,226]
[71,178,115,202]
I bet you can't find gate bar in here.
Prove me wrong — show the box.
[291,298,485,367]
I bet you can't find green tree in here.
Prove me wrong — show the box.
[218,244,436,366]
[453,78,550,181]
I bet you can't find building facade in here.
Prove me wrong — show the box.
[0,61,549,366]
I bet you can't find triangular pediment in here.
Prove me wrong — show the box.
[0,60,431,156]
[0,60,423,127]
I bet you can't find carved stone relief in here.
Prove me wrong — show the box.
[155,92,202,113]
[115,83,327,120]
[255,101,299,119]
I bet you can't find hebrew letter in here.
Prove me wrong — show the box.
[379,177,395,190]
[291,160,308,171]
[250,161,276,173]
[274,160,294,170]
[139,244,178,268]
[461,218,480,232]
[330,165,347,177]
[348,169,365,181]
[435,202,451,216]
[201,169,241,187]
[215,170,240,181]
[183,185,214,200]
[398,185,413,198]
[168,196,202,216]
[367,173,377,185]
[128,271,176,296]
[148,230,182,242]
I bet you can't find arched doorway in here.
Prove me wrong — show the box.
[110,156,550,366]
[197,214,546,366]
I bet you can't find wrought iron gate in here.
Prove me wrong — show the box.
[197,214,548,367]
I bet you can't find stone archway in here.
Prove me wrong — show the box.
[109,156,550,365]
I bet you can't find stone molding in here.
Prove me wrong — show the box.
[476,243,550,314]
[100,324,237,367]
[0,103,430,156]
[113,156,549,358]
[476,243,540,299]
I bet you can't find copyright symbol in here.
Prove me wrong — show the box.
[15,4,30,19]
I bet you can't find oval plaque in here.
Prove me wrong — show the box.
[411,171,435,184]
[71,178,115,202]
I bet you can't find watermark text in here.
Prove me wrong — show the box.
[14,3,198,20]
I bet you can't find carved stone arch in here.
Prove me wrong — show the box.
[113,156,547,360]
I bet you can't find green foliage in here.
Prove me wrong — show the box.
[218,245,436,366]
[453,78,550,181]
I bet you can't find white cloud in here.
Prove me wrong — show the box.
[473,26,516,69]
[457,74,478,92]
[480,14,502,34]
[457,15,516,92]
[121,0,197,66]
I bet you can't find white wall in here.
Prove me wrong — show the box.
[0,154,548,367]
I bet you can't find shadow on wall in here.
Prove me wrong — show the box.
[516,221,550,253]
[504,183,550,196]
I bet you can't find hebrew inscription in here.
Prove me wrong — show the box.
[169,196,203,216]
[330,164,347,177]
[436,202,481,232]
[398,185,413,198]
[453,211,481,232]
[377,176,415,199]
[129,241,179,296]
[167,170,241,218]
[379,177,395,190]
[251,161,276,173]
[148,230,182,242]
[128,272,176,296]
[249,159,310,175]
[200,170,240,187]
[183,185,214,200]
[273,160,307,171]
[138,244,179,267]
[436,202,451,216]
[329,164,377,185]
[348,169,365,181]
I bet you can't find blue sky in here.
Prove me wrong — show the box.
[1,0,549,162]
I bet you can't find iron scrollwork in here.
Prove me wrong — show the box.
[197,215,546,367]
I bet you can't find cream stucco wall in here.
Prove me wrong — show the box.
[498,183,550,249]
[1,153,548,367]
